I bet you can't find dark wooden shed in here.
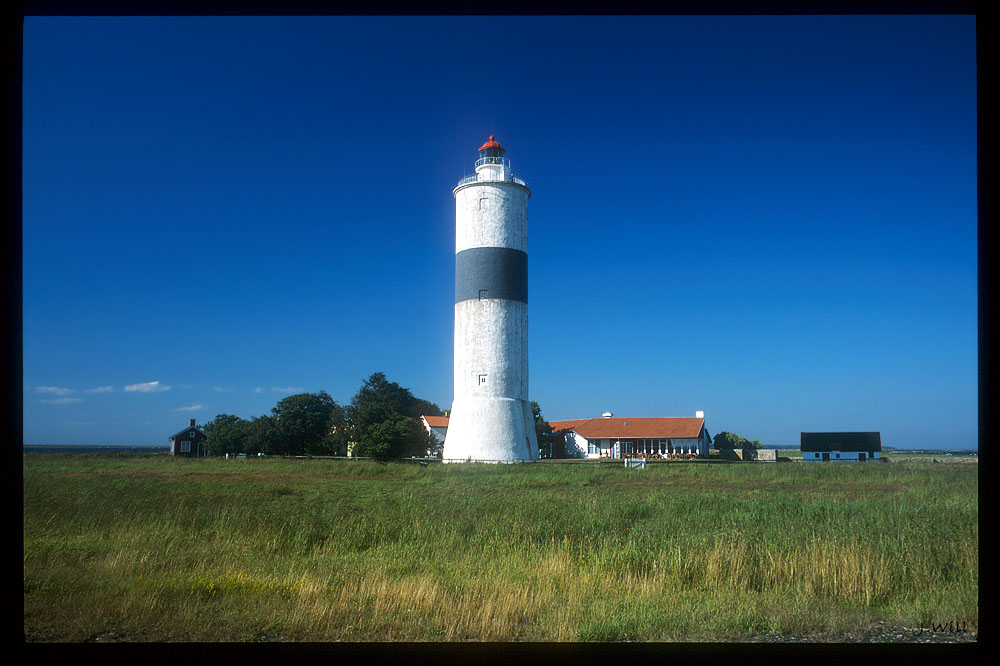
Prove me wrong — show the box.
[801,432,882,462]
[169,418,207,457]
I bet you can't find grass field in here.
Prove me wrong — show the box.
[23,454,977,642]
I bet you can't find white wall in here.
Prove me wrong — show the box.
[445,178,536,463]
[453,183,528,254]
[572,435,708,458]
[565,432,588,458]
[802,450,881,462]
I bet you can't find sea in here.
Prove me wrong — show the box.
[882,448,978,456]
[23,445,171,455]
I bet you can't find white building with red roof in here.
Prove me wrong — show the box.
[420,415,450,457]
[548,412,712,458]
[421,411,712,459]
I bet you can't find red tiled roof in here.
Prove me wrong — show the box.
[546,418,591,432]
[549,417,705,439]
[419,415,705,439]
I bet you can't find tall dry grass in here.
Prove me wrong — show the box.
[23,455,977,641]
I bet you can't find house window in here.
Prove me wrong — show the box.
[190,431,196,438]
[479,289,488,300]
[180,440,191,453]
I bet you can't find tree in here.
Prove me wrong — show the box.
[244,415,278,455]
[352,413,434,461]
[203,413,249,456]
[713,431,762,450]
[411,397,445,418]
[348,372,417,428]
[326,424,351,457]
[270,391,345,456]
[346,372,440,459]
[531,401,553,444]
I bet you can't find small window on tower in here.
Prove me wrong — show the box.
[479,197,489,210]
[478,374,488,386]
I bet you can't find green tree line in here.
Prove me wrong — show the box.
[201,372,446,460]
[712,431,763,450]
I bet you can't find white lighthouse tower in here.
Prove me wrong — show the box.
[443,136,539,462]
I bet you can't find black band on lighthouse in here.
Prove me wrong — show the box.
[455,247,528,304]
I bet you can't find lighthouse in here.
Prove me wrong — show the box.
[442,136,539,462]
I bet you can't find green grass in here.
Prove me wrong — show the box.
[23,454,978,642]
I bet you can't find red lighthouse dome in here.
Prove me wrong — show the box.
[478,135,506,156]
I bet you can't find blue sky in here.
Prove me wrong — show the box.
[22,15,977,449]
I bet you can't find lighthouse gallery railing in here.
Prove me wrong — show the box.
[456,173,528,187]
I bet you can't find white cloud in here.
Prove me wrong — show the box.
[85,386,114,394]
[35,386,75,396]
[124,381,171,393]
[254,387,264,394]
[173,404,205,412]
[271,386,305,393]
[41,397,84,405]
[213,386,233,392]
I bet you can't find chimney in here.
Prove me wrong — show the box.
[695,411,704,419]
[602,411,613,418]
[190,418,196,427]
